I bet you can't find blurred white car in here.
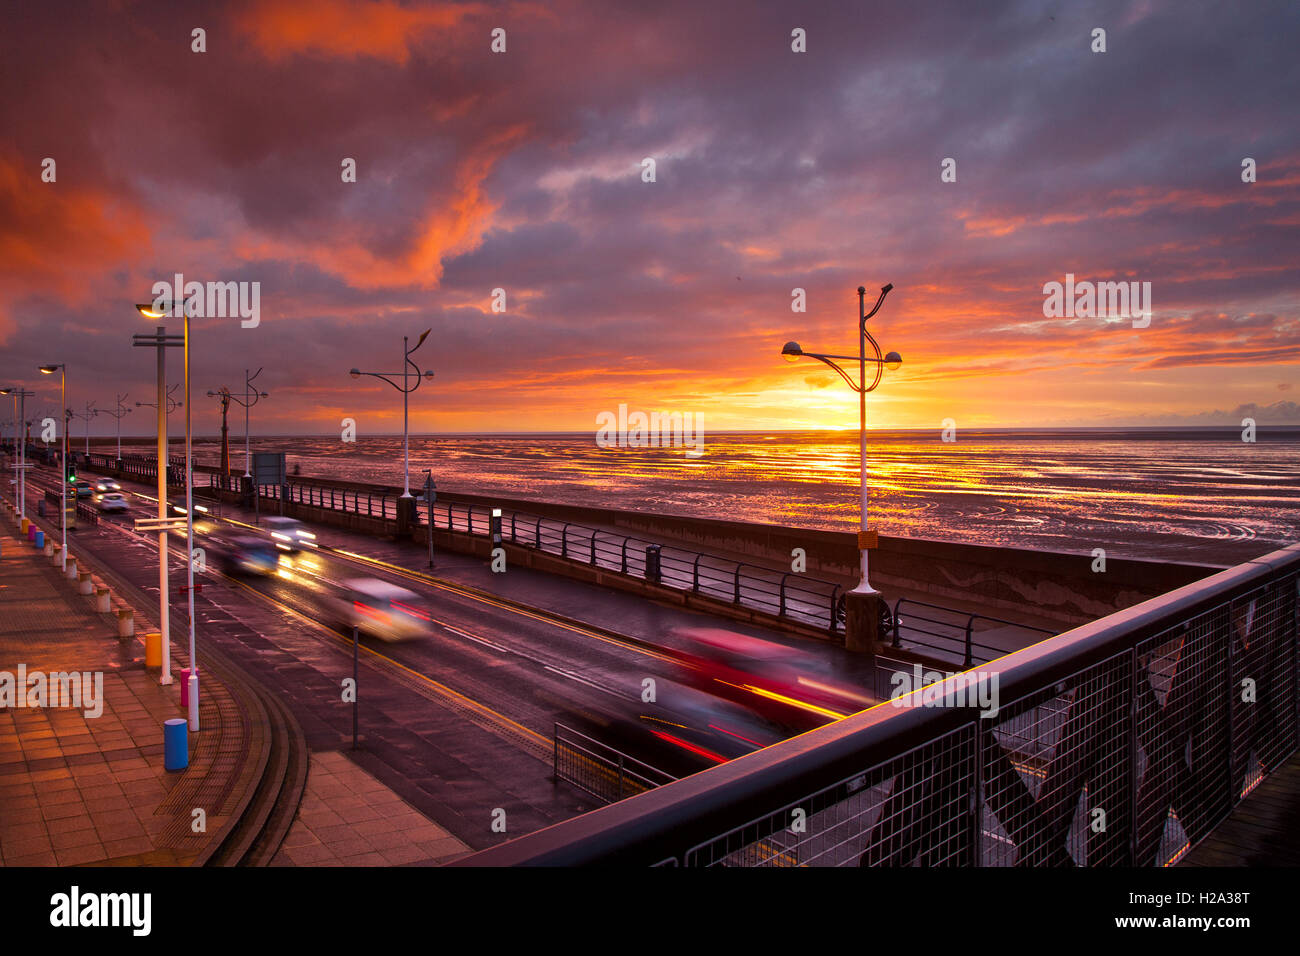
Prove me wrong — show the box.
[262,516,317,552]
[337,578,434,642]
[95,492,130,512]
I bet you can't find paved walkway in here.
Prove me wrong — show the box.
[272,751,470,866]
[1180,749,1300,866]
[0,504,246,865]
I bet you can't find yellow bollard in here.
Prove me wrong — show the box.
[20,517,29,535]
[145,631,162,668]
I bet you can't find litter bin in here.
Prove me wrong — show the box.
[645,544,662,583]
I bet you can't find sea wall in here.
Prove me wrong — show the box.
[90,457,1222,629]
[425,490,1221,627]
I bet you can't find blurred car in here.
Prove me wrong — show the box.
[73,480,93,499]
[94,491,130,513]
[556,677,788,780]
[337,578,434,642]
[262,516,316,552]
[94,479,121,494]
[667,627,873,732]
[216,533,279,576]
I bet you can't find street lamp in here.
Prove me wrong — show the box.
[348,329,435,498]
[70,402,98,458]
[37,364,68,570]
[780,284,902,601]
[1,387,34,518]
[101,394,132,462]
[137,295,200,729]
[132,330,184,688]
[211,368,268,479]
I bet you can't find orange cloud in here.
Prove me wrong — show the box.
[234,123,529,289]
[0,153,151,323]
[237,0,485,64]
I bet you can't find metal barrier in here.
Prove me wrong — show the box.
[458,544,1300,866]
[554,723,677,804]
[429,498,847,634]
[80,459,1047,651]
[891,598,1054,668]
[42,489,99,526]
[204,474,849,635]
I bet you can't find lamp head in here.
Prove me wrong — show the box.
[423,370,435,380]
[781,341,803,363]
[135,304,167,319]
[39,365,59,374]
[349,368,361,379]
[884,351,902,371]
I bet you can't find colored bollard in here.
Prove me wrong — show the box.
[144,632,162,669]
[180,668,193,708]
[27,524,35,541]
[163,718,188,771]
[34,530,43,549]
[20,517,29,535]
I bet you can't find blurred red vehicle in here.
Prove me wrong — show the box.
[667,627,873,732]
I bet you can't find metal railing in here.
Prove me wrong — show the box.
[458,543,1300,866]
[207,474,850,635]
[78,457,1058,652]
[554,723,677,804]
[42,489,99,526]
[890,598,1054,668]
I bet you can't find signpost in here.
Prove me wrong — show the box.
[251,451,286,523]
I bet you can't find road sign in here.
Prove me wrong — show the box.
[252,451,286,487]
[418,472,437,503]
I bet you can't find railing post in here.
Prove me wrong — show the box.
[1127,646,1139,866]
[510,511,516,543]
[621,537,628,574]
[829,585,840,632]
[969,720,984,866]
[590,531,598,565]
[693,554,701,592]
[779,573,789,617]
[561,523,568,558]
[963,616,974,669]
[1225,609,1238,808]
[892,598,904,648]
[535,515,542,548]
[733,564,742,604]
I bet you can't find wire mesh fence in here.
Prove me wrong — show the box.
[554,723,677,804]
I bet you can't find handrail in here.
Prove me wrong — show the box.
[457,544,1300,866]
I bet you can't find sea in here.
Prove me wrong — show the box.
[113,427,1300,565]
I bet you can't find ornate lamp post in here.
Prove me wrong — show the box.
[781,284,902,652]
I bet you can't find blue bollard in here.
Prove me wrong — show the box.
[34,530,44,549]
[163,718,188,771]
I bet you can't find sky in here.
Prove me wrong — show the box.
[1,0,1298,437]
